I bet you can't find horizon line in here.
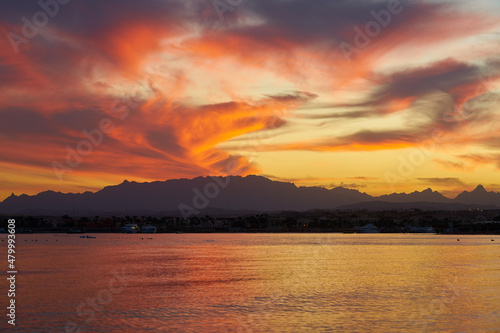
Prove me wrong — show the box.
[2,174,492,202]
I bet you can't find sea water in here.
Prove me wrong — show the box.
[1,233,499,332]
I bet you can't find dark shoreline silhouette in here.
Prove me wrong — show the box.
[3,207,500,235]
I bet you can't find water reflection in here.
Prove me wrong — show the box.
[1,233,499,332]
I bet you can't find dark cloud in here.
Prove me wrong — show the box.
[433,159,469,171]
[339,129,418,145]
[300,58,500,132]
[266,91,318,103]
[0,0,188,33]
[327,182,367,190]
[347,176,378,181]
[374,59,482,99]
[52,109,114,133]
[145,129,187,157]
[458,153,500,168]
[340,182,367,190]
[240,0,425,45]
[304,110,374,120]
[0,107,54,139]
[417,177,466,186]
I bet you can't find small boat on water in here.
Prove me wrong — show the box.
[410,226,436,233]
[80,235,96,238]
[67,228,83,234]
[141,225,157,233]
[175,231,184,234]
[122,224,139,233]
[357,223,379,233]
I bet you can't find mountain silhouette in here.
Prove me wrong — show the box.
[377,188,451,203]
[1,176,499,215]
[454,185,500,205]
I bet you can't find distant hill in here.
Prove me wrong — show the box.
[454,185,500,205]
[377,188,451,203]
[337,201,496,211]
[1,176,499,216]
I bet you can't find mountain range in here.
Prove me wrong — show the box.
[1,175,499,216]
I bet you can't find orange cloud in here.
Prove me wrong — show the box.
[433,159,470,171]
[111,91,315,177]
[1,0,500,200]
[458,154,500,168]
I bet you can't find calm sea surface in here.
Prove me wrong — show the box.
[1,233,499,332]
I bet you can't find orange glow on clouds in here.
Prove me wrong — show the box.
[1,0,500,200]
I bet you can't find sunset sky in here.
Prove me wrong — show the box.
[1,0,500,201]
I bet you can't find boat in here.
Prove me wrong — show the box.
[357,223,379,233]
[122,223,139,233]
[67,228,83,234]
[175,231,184,234]
[410,226,436,233]
[443,222,454,234]
[85,235,96,238]
[141,225,157,233]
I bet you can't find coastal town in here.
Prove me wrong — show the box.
[2,208,500,234]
